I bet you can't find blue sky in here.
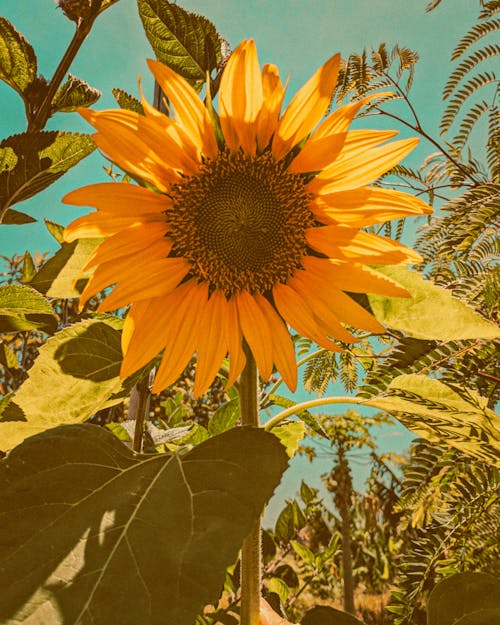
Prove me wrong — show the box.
[0,0,479,522]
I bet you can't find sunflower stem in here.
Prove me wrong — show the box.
[240,342,261,625]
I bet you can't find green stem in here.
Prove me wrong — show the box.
[239,342,261,625]
[264,396,368,431]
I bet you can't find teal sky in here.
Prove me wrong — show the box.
[0,0,479,523]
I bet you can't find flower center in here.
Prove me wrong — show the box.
[166,150,315,296]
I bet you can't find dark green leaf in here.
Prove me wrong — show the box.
[0,17,37,97]
[0,207,35,224]
[302,606,366,625]
[137,0,222,86]
[300,480,318,505]
[51,74,101,113]
[0,317,124,450]
[0,424,288,625]
[0,284,56,334]
[30,238,101,298]
[0,132,95,221]
[454,610,500,625]
[112,87,144,114]
[427,572,500,625]
[274,500,306,543]
[368,266,500,341]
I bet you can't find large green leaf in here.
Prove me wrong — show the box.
[0,317,124,450]
[0,17,37,97]
[368,266,500,340]
[366,374,500,466]
[0,284,57,333]
[51,74,101,113]
[137,0,222,86]
[427,572,500,625]
[0,132,95,222]
[0,424,288,625]
[302,606,366,625]
[30,238,102,298]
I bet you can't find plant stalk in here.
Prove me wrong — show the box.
[239,342,261,625]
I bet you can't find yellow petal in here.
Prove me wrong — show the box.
[272,53,340,160]
[254,294,297,392]
[193,291,228,397]
[256,63,286,151]
[306,225,424,265]
[309,137,419,194]
[219,39,263,155]
[311,186,432,227]
[272,282,342,351]
[147,59,218,158]
[314,92,393,139]
[236,290,274,379]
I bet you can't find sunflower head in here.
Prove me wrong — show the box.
[63,39,431,397]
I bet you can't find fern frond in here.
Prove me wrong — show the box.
[425,0,443,12]
[486,105,500,179]
[452,100,491,147]
[440,71,498,133]
[444,44,500,98]
[451,18,500,61]
[479,1,500,20]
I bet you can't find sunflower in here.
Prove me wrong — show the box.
[63,39,431,397]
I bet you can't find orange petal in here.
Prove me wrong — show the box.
[84,222,169,268]
[224,296,246,389]
[97,257,191,312]
[301,256,409,297]
[306,225,423,265]
[236,290,274,379]
[254,294,297,391]
[152,281,208,393]
[256,63,286,151]
[272,282,342,351]
[311,186,432,227]
[272,53,340,160]
[147,59,218,158]
[309,137,419,194]
[219,39,263,155]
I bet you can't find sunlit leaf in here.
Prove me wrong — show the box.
[0,132,95,219]
[0,424,288,625]
[368,266,500,340]
[44,218,65,243]
[30,238,101,298]
[366,374,500,466]
[21,250,36,283]
[270,421,306,458]
[137,0,222,86]
[112,87,144,114]
[208,398,240,435]
[0,343,18,369]
[51,74,101,113]
[0,284,56,334]
[0,317,124,450]
[0,17,37,96]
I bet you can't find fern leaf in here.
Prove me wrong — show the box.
[440,71,498,133]
[444,43,500,99]
[451,18,500,61]
[452,100,491,147]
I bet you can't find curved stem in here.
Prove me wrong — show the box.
[240,342,261,625]
[264,396,368,431]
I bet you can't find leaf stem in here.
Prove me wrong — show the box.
[239,342,261,625]
[28,0,103,133]
[264,396,368,431]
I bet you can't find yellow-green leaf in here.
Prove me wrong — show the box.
[368,266,500,341]
[0,284,56,334]
[0,17,37,96]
